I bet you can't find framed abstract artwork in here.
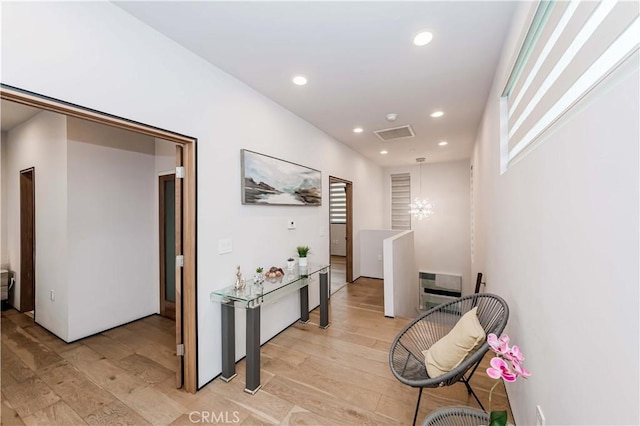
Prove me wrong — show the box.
[241,149,321,206]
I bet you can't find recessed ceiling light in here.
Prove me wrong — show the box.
[430,111,444,118]
[439,141,448,146]
[353,127,364,133]
[413,31,433,46]
[292,75,307,86]
[380,150,388,155]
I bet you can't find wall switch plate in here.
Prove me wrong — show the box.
[288,220,296,230]
[218,238,232,254]
[50,290,55,301]
[536,405,545,426]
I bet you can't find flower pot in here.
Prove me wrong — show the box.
[298,257,308,267]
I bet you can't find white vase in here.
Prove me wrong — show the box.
[298,257,308,267]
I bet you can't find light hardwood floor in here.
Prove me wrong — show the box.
[1,279,512,425]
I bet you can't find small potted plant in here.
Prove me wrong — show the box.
[253,267,264,285]
[296,246,310,267]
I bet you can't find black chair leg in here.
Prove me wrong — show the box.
[462,379,485,411]
[413,387,423,426]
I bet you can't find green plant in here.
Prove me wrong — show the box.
[296,246,311,257]
[256,267,264,273]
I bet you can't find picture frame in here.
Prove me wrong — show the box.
[241,149,322,206]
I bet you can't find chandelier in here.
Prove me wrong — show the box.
[409,158,433,220]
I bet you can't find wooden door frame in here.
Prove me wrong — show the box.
[159,173,176,320]
[19,167,36,312]
[1,84,199,393]
[329,176,353,282]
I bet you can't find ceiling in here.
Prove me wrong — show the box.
[1,100,41,132]
[4,2,519,167]
[114,1,519,167]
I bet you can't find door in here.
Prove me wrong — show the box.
[159,174,176,320]
[20,168,35,313]
[329,177,353,290]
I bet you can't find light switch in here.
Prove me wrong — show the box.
[218,238,232,254]
[288,219,296,230]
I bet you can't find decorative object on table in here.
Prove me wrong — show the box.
[241,149,321,206]
[409,157,434,220]
[253,267,264,285]
[296,246,310,267]
[287,258,296,270]
[234,265,246,291]
[485,333,531,426]
[265,266,285,280]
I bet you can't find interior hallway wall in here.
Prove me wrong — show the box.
[471,3,639,424]
[66,117,157,340]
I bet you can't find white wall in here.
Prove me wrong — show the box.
[66,117,157,340]
[6,111,69,339]
[383,160,471,293]
[360,229,401,279]
[471,3,639,424]
[1,131,8,268]
[1,1,385,386]
[383,230,416,318]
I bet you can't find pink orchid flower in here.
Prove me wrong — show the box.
[513,361,531,378]
[487,357,517,382]
[505,345,524,363]
[487,333,510,354]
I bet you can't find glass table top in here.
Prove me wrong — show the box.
[210,263,330,308]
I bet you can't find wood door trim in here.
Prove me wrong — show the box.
[1,85,199,393]
[329,176,353,283]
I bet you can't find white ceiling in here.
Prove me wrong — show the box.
[128,3,516,166]
[1,100,41,132]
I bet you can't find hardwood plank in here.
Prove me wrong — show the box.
[22,324,78,354]
[135,342,177,372]
[37,362,115,418]
[75,359,146,400]
[2,322,66,372]
[1,392,26,426]
[84,400,151,426]
[116,353,173,385]
[3,376,60,418]
[59,345,106,369]
[21,400,85,426]
[1,344,36,387]
[281,405,332,426]
[206,378,293,423]
[120,387,186,425]
[81,335,134,362]
[263,375,390,425]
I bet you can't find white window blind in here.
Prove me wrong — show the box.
[501,0,639,169]
[391,173,411,231]
[329,181,347,224]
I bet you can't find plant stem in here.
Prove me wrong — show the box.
[488,380,501,414]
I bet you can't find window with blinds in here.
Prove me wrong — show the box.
[501,0,639,170]
[391,173,411,230]
[329,181,347,224]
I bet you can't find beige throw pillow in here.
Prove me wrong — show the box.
[422,307,486,378]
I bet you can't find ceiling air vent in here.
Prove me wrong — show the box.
[373,125,415,141]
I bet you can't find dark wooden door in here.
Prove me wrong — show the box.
[20,168,35,312]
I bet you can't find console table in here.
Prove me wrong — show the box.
[210,263,330,394]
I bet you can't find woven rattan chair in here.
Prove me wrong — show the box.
[422,406,490,426]
[389,294,509,426]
